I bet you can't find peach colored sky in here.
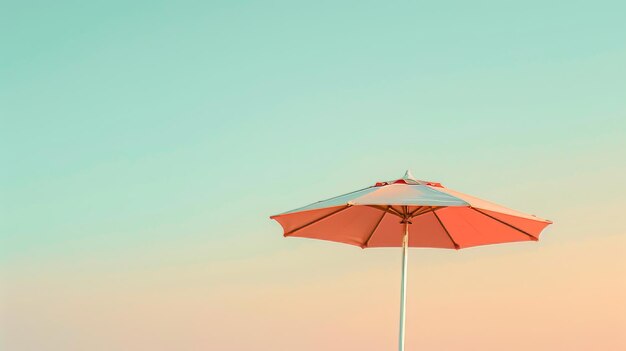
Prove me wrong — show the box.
[3,210,625,350]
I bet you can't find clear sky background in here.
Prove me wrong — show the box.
[1,1,625,350]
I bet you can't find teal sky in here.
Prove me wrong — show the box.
[2,1,625,350]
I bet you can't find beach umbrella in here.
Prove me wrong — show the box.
[270,170,552,351]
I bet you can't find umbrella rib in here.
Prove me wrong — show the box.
[366,206,438,220]
[433,211,460,249]
[470,207,538,241]
[410,206,435,217]
[408,206,424,217]
[387,206,405,218]
[362,206,389,248]
[284,205,351,236]
[409,206,443,220]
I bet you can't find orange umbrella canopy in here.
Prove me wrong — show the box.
[271,171,552,250]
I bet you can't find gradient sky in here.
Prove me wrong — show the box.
[1,1,625,350]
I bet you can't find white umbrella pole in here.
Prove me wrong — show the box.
[399,220,409,351]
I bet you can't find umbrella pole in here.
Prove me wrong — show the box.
[399,220,409,351]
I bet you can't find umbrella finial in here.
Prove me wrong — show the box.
[403,169,416,180]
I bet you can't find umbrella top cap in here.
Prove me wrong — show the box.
[374,170,444,188]
[403,169,416,180]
